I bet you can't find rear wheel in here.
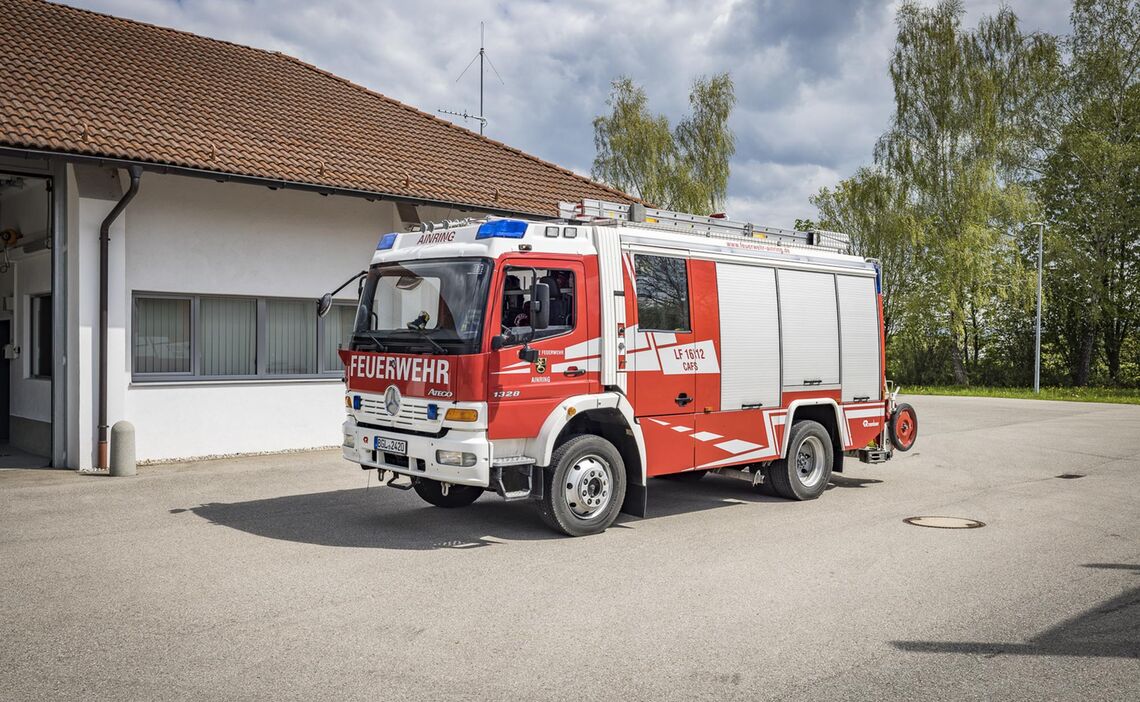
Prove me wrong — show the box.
[755,466,780,496]
[539,435,627,537]
[889,403,918,452]
[767,420,833,500]
[412,478,483,508]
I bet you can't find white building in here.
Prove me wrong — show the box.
[0,0,633,470]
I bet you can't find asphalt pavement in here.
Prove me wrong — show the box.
[2,395,1138,701]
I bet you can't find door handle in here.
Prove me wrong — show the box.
[804,378,823,386]
[563,366,586,377]
[675,392,693,407]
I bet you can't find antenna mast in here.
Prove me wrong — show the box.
[438,21,503,135]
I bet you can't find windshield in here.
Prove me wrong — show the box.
[353,258,492,354]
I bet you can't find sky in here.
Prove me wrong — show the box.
[64,0,1073,227]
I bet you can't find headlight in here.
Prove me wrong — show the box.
[343,432,355,448]
[444,408,479,422]
[436,450,477,467]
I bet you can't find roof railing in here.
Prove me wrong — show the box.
[558,198,851,253]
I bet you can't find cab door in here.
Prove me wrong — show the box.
[486,258,595,440]
[627,251,699,475]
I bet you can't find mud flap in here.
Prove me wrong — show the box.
[621,483,647,518]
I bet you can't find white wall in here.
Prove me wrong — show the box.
[70,185,120,469]
[118,174,400,462]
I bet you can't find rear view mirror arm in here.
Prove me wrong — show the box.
[318,270,367,317]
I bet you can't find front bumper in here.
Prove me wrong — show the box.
[342,420,491,487]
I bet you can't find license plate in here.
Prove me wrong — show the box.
[375,437,407,455]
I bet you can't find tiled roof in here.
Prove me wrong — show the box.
[0,0,635,215]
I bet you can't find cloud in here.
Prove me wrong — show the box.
[63,0,1073,226]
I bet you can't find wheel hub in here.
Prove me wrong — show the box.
[796,435,826,488]
[563,455,612,520]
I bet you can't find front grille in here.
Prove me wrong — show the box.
[358,396,444,432]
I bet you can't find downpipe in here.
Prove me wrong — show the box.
[97,165,142,470]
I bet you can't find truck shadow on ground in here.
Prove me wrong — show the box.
[892,563,1140,659]
[185,472,858,551]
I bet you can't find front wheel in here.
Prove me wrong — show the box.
[538,435,627,537]
[413,478,483,508]
[767,420,833,500]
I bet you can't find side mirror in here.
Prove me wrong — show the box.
[317,293,333,318]
[531,282,551,330]
[491,335,506,351]
[518,346,539,363]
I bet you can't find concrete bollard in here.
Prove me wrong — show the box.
[109,421,137,477]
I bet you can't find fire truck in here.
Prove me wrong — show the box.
[321,198,918,536]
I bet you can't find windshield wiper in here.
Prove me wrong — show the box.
[352,332,387,352]
[406,326,447,355]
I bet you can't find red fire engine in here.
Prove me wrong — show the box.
[322,198,918,536]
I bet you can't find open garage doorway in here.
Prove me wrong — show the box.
[0,172,53,468]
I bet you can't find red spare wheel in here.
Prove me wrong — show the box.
[889,403,918,452]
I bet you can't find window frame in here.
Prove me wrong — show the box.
[632,254,693,333]
[30,292,53,379]
[131,291,356,383]
[498,264,579,347]
[132,293,195,379]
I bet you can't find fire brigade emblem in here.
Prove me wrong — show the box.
[384,385,402,416]
[535,358,548,374]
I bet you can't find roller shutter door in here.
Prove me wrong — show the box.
[716,263,780,409]
[837,275,881,400]
[778,269,839,387]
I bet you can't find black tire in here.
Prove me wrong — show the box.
[754,467,780,496]
[662,469,708,482]
[767,420,833,501]
[889,403,918,452]
[412,478,483,508]
[538,435,627,537]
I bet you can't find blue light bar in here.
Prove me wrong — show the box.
[426,403,439,420]
[352,395,362,410]
[476,219,528,239]
[377,232,398,250]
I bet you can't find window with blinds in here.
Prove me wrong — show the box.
[266,299,316,375]
[200,297,256,376]
[134,297,192,374]
[132,294,354,380]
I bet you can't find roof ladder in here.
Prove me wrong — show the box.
[558,198,851,252]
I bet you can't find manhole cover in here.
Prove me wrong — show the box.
[904,516,986,529]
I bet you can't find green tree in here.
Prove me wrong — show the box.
[812,168,920,349]
[1037,0,1140,385]
[592,74,736,213]
[871,0,1056,385]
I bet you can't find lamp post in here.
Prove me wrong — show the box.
[1028,221,1045,394]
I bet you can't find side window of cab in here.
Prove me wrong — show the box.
[500,267,576,344]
